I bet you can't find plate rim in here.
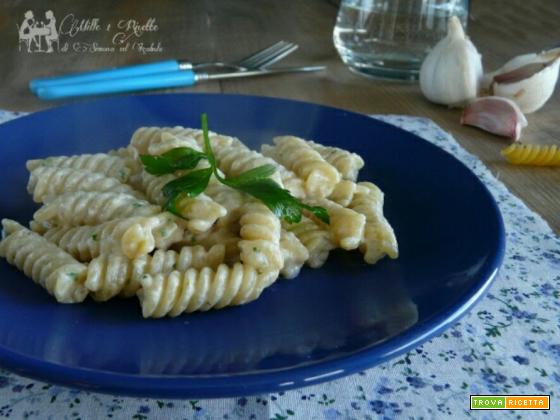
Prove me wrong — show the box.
[0,93,506,398]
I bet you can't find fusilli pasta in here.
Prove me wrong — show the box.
[284,216,335,268]
[213,142,284,185]
[279,230,309,279]
[34,192,161,226]
[328,180,357,207]
[349,182,398,264]
[108,146,143,176]
[133,170,226,233]
[26,153,132,182]
[193,213,241,263]
[1,120,401,317]
[86,244,225,301]
[131,126,233,154]
[43,214,183,261]
[138,263,279,318]
[501,144,560,166]
[27,166,142,203]
[238,201,284,271]
[0,219,88,303]
[262,136,341,198]
[306,140,364,181]
[308,198,366,250]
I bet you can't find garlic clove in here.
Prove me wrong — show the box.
[482,48,560,113]
[481,49,559,88]
[460,96,527,141]
[419,16,483,107]
[493,62,550,84]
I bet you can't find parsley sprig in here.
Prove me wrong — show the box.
[140,114,329,224]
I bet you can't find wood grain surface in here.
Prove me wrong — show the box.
[1,0,559,232]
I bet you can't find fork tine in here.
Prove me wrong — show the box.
[239,42,298,69]
[255,44,298,69]
[241,42,296,69]
[236,41,289,68]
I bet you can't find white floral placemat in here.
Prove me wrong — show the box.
[0,110,557,419]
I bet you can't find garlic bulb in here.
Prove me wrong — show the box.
[483,48,560,114]
[461,96,527,141]
[420,16,483,107]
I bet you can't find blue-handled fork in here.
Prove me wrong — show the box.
[30,41,299,94]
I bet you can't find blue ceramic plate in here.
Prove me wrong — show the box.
[0,94,504,398]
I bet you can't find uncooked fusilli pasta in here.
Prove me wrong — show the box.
[501,144,560,166]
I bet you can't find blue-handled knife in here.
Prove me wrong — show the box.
[35,66,326,100]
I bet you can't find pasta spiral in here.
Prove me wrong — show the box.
[307,140,364,181]
[276,166,306,199]
[26,153,132,182]
[131,126,199,154]
[0,219,88,303]
[34,192,161,226]
[205,178,245,211]
[194,212,242,263]
[213,143,284,185]
[307,198,366,250]
[349,182,398,264]
[501,144,560,166]
[86,244,226,301]
[131,126,233,154]
[328,180,357,207]
[27,166,142,203]
[148,132,202,155]
[43,214,183,261]
[238,202,284,271]
[284,216,334,268]
[108,145,142,175]
[279,230,309,279]
[262,136,341,198]
[137,263,279,318]
[133,170,226,233]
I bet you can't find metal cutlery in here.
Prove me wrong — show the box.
[30,41,298,93]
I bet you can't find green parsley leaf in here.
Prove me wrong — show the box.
[301,203,330,225]
[222,164,277,187]
[139,113,329,225]
[230,177,330,224]
[201,113,217,173]
[162,167,212,199]
[140,147,207,175]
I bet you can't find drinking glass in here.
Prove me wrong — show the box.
[333,0,469,81]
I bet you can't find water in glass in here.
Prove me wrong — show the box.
[333,0,469,81]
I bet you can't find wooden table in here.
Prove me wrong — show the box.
[1,0,559,232]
